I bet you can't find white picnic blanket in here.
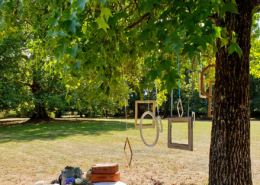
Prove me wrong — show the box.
[93,182,126,185]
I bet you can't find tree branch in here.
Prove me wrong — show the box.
[255,7,260,13]
[208,13,218,21]
[128,13,151,30]
[16,81,32,87]
[21,55,29,60]
[253,1,260,9]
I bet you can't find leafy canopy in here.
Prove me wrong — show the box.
[0,0,259,105]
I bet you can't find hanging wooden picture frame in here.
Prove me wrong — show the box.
[135,100,156,128]
[199,73,207,98]
[124,137,133,167]
[168,117,193,151]
[208,81,215,118]
[200,64,215,98]
[177,98,184,117]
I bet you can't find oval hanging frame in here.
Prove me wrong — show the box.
[139,111,159,147]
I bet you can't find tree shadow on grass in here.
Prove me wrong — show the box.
[0,120,136,144]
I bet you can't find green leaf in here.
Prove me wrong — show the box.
[73,0,89,12]
[220,3,239,17]
[68,20,81,33]
[163,70,179,94]
[97,29,106,39]
[68,11,78,20]
[116,12,127,19]
[46,18,58,30]
[94,17,110,32]
[252,7,260,15]
[191,36,206,51]
[165,36,171,47]
[74,59,82,70]
[221,37,229,47]
[146,41,157,51]
[214,27,221,38]
[107,29,116,37]
[0,22,4,31]
[232,31,237,43]
[114,70,120,78]
[97,0,107,4]
[66,46,78,58]
[228,43,242,57]
[188,45,194,60]
[110,0,118,4]
[221,27,227,37]
[149,70,158,81]
[139,29,151,41]
[145,0,159,10]
[47,31,68,38]
[102,8,112,22]
[161,59,172,73]
[171,41,184,55]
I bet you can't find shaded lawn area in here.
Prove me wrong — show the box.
[0,118,259,185]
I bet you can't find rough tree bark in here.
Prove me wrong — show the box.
[209,1,257,184]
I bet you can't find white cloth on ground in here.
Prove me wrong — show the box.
[93,182,126,185]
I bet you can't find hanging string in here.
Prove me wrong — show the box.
[148,86,149,112]
[171,89,173,122]
[145,56,149,112]
[191,58,195,112]
[155,80,163,133]
[192,58,196,127]
[187,60,190,119]
[125,97,127,131]
[178,56,180,99]
[177,56,183,117]
[156,81,159,116]
[123,65,127,133]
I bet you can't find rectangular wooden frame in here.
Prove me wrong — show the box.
[135,100,155,128]
[168,117,193,151]
[208,81,215,118]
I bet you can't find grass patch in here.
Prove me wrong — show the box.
[0,118,259,185]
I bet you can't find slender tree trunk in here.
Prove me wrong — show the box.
[209,1,255,184]
[55,110,62,118]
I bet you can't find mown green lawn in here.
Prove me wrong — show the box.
[0,118,259,185]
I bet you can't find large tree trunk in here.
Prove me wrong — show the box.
[30,74,50,120]
[209,1,255,184]
[31,104,49,119]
